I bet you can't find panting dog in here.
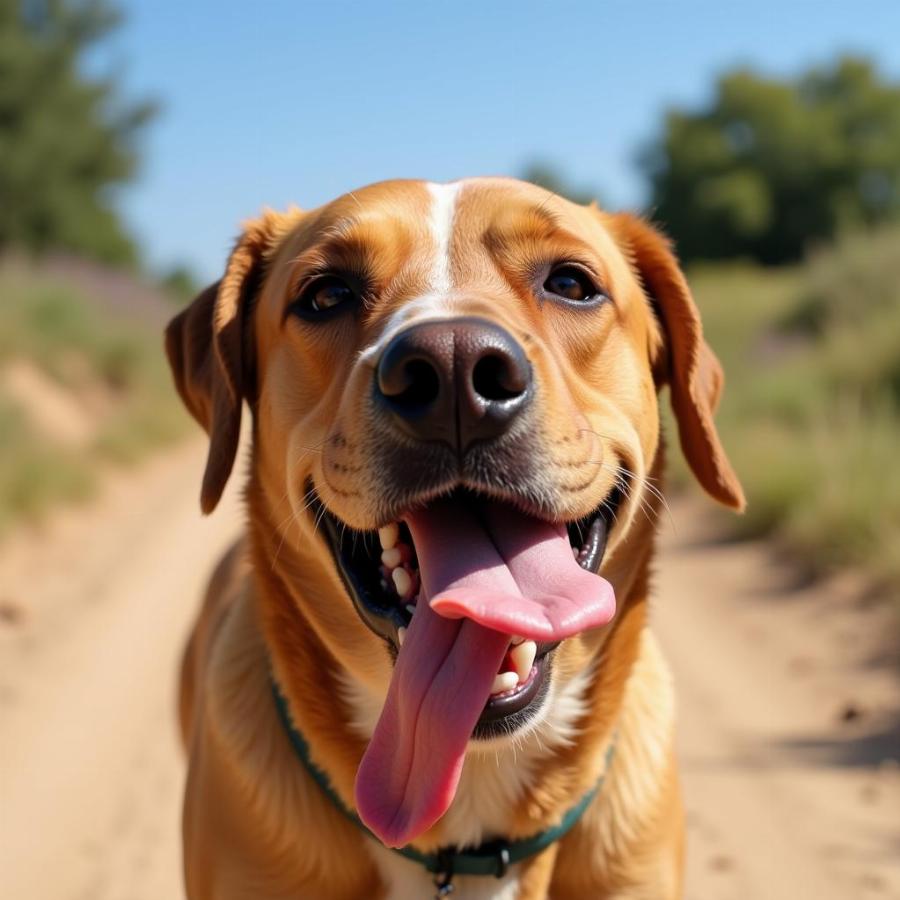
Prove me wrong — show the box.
[166,177,744,900]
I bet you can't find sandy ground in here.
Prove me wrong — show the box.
[1,440,898,899]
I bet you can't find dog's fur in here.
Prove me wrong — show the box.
[167,178,744,899]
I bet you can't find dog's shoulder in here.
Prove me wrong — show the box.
[183,571,381,899]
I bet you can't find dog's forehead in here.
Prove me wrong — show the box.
[308,176,603,260]
[259,178,633,364]
[303,179,619,353]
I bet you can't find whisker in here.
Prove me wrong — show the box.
[312,501,329,537]
[270,484,317,570]
[609,462,675,531]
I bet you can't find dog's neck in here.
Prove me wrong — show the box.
[245,445,664,851]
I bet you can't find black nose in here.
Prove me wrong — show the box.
[375,317,532,450]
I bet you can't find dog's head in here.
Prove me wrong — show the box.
[166,178,743,847]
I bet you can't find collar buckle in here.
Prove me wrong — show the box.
[484,839,511,878]
[433,848,455,897]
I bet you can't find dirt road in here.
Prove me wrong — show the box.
[0,441,242,900]
[1,441,898,899]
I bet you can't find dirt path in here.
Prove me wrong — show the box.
[1,446,897,899]
[655,505,900,899]
[0,440,243,900]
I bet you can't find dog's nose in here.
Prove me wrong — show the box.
[375,317,532,449]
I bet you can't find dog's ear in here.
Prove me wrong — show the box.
[610,213,745,511]
[165,211,287,513]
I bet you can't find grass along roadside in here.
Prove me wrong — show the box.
[0,260,190,535]
[678,226,900,595]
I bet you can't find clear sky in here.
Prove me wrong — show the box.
[102,1,900,280]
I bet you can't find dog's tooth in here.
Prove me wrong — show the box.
[378,523,399,550]
[392,567,412,598]
[405,603,416,616]
[572,546,579,558]
[491,671,519,695]
[397,626,406,647]
[381,547,401,569]
[510,640,537,683]
[510,635,525,646]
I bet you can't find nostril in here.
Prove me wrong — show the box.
[387,358,441,409]
[472,354,527,402]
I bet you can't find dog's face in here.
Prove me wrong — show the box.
[167,177,742,847]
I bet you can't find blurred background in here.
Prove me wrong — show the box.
[1,2,898,898]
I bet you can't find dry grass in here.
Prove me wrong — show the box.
[0,261,189,534]
[678,227,900,593]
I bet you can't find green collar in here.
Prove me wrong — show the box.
[271,678,615,886]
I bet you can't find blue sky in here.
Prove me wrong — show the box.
[103,1,900,280]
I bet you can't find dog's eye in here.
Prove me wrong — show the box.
[543,266,604,304]
[295,276,357,316]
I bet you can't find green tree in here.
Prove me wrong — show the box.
[159,262,200,305]
[521,162,603,207]
[0,0,155,264]
[641,57,900,264]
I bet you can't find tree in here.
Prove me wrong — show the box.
[159,263,200,305]
[0,0,156,264]
[640,57,900,264]
[521,162,604,207]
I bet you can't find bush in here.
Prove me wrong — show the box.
[0,263,189,533]
[684,226,900,594]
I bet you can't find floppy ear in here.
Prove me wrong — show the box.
[611,213,746,511]
[164,212,283,513]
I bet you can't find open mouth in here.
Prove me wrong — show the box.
[315,486,620,729]
[310,484,619,848]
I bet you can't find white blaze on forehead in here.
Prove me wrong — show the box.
[426,180,461,293]
[357,180,464,364]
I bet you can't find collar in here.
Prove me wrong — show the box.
[271,677,616,887]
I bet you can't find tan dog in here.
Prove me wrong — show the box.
[166,178,744,900]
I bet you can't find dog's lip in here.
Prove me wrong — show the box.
[473,650,553,736]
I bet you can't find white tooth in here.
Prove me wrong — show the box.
[405,603,416,616]
[378,523,399,550]
[397,626,406,646]
[491,671,519,695]
[392,567,412,597]
[510,640,537,683]
[572,545,579,558]
[510,635,525,646]
[381,547,401,568]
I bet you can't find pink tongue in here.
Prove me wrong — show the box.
[354,496,616,848]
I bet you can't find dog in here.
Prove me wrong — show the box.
[166,177,744,900]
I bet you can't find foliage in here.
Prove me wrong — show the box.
[642,57,900,264]
[521,162,603,206]
[0,0,156,264]
[0,264,189,533]
[684,226,900,591]
[0,396,94,532]
[158,263,201,305]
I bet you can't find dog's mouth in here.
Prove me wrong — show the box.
[310,483,620,848]
[317,488,619,725]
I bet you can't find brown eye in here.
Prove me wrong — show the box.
[543,266,604,304]
[294,276,358,317]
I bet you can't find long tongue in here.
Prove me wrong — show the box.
[354,496,616,847]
